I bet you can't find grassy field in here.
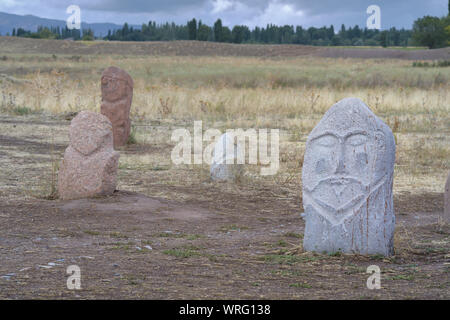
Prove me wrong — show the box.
[0,40,448,299]
[1,52,448,193]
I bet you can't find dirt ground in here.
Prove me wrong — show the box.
[0,114,448,300]
[0,37,449,60]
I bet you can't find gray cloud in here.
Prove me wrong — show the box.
[77,0,208,13]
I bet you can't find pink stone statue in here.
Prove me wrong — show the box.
[58,111,120,200]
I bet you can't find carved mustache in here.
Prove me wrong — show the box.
[321,176,363,185]
[304,175,366,193]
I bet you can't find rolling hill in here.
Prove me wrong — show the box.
[0,11,133,37]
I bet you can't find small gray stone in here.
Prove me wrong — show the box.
[302,98,396,256]
[210,132,244,182]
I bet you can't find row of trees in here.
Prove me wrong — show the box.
[412,15,450,49]
[9,2,450,49]
[11,26,93,41]
[105,19,414,47]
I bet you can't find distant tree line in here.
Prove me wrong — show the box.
[7,7,450,49]
[11,26,93,41]
[411,0,450,48]
[105,19,415,47]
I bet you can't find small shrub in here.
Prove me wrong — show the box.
[436,60,450,67]
[13,106,32,115]
[163,248,199,258]
[127,125,138,145]
[412,60,450,68]
[159,97,171,116]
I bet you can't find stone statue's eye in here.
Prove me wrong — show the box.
[346,134,367,146]
[315,135,337,147]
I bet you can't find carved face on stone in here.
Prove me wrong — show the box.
[303,98,395,225]
[101,67,133,103]
[69,111,114,156]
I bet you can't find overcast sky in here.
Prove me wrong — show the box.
[0,0,447,29]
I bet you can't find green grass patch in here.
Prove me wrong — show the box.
[328,251,342,257]
[109,232,129,239]
[154,232,204,240]
[289,282,312,288]
[110,244,132,251]
[218,224,249,232]
[126,126,138,145]
[284,232,303,239]
[163,248,199,258]
[84,230,101,236]
[259,254,319,265]
[150,166,169,171]
[185,234,205,240]
[12,106,33,115]
[412,60,450,68]
[276,240,288,247]
[155,232,185,238]
[162,245,218,260]
[369,254,385,261]
[388,274,415,281]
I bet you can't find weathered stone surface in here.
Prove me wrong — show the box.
[445,172,450,222]
[302,97,396,256]
[58,111,120,200]
[210,133,244,182]
[100,66,133,148]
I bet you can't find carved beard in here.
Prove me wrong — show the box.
[305,175,386,226]
[102,92,129,104]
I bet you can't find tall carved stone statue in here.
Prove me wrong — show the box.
[100,66,133,148]
[58,111,120,200]
[302,98,396,256]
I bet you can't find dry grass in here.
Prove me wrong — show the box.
[1,55,448,116]
[0,53,448,198]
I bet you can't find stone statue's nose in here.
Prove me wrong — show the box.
[335,144,347,174]
[335,159,346,174]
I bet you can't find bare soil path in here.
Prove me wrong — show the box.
[0,114,448,299]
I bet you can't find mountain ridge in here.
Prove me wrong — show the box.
[0,11,139,37]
